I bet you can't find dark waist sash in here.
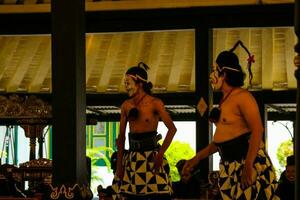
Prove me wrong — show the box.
[215,132,251,162]
[129,131,161,151]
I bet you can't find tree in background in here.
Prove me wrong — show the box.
[164,141,195,181]
[86,146,114,193]
[276,139,293,173]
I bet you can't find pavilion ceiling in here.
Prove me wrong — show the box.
[0,0,296,121]
[0,27,297,94]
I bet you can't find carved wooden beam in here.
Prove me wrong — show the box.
[0,94,51,124]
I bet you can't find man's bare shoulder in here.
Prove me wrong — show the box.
[150,97,167,112]
[148,96,163,104]
[234,88,252,98]
[234,88,257,107]
[121,99,133,109]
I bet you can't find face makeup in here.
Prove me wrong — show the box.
[210,65,224,90]
[124,75,138,97]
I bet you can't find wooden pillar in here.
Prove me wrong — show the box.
[195,26,212,182]
[38,135,44,159]
[294,0,300,199]
[21,125,46,160]
[51,0,91,199]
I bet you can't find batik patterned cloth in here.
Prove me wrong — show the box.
[112,150,172,199]
[218,147,280,200]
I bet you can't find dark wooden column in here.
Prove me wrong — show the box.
[294,0,300,199]
[51,0,91,199]
[195,26,212,181]
[254,94,266,143]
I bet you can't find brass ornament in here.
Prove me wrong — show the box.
[197,97,208,117]
[49,184,93,199]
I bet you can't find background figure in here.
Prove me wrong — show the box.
[182,41,279,200]
[172,159,202,199]
[113,62,177,200]
[276,155,295,200]
[173,160,221,200]
[98,152,119,200]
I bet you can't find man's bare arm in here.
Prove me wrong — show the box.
[116,102,127,178]
[155,98,177,155]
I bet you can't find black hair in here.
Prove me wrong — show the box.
[126,62,153,94]
[216,40,254,87]
[286,155,295,166]
[110,151,117,173]
[176,159,187,174]
[142,82,153,95]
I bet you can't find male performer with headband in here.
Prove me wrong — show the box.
[112,62,177,200]
[182,41,279,200]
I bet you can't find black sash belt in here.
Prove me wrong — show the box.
[129,131,161,151]
[215,132,251,162]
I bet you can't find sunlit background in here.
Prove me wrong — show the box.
[0,120,294,196]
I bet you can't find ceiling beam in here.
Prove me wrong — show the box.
[181,31,195,91]
[125,32,143,69]
[167,31,187,91]
[262,28,273,89]
[28,37,51,92]
[108,33,133,91]
[87,34,113,91]
[154,31,177,91]
[7,36,43,92]
[146,32,164,87]
[0,37,21,81]
[86,34,102,89]
[97,34,122,92]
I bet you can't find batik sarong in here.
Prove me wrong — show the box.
[112,132,172,199]
[216,133,280,200]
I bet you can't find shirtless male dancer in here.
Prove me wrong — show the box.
[112,62,177,200]
[182,41,279,200]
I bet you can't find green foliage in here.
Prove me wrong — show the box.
[85,140,195,192]
[86,146,115,192]
[276,139,293,168]
[163,141,195,182]
[0,150,7,159]
[86,146,114,167]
